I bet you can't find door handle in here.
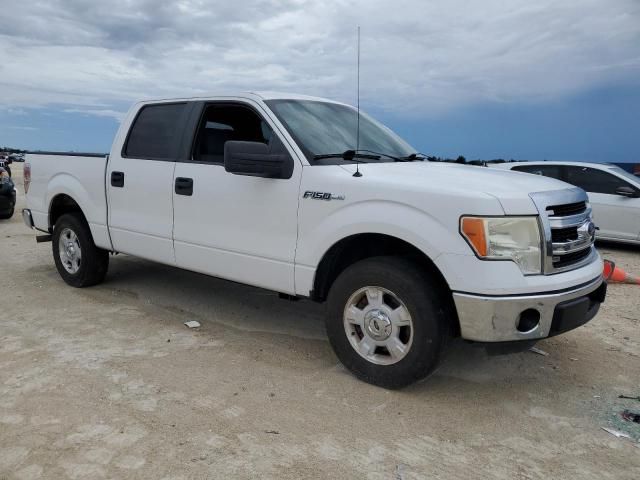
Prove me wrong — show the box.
[111,171,124,187]
[175,177,193,196]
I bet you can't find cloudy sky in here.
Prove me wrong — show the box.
[1,0,639,161]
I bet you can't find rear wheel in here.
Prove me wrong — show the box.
[52,213,109,287]
[326,256,451,389]
[0,208,13,219]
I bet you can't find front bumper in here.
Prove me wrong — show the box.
[453,275,606,342]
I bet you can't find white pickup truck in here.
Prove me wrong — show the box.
[23,92,606,388]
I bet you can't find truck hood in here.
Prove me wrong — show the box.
[340,161,572,215]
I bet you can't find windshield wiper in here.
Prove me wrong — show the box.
[398,153,427,162]
[334,149,425,162]
[313,149,427,163]
[356,149,403,161]
[347,149,421,162]
[313,150,380,161]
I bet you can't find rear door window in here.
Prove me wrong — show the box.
[512,164,563,180]
[124,103,187,159]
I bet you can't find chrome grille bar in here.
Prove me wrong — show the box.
[529,188,597,274]
[551,236,594,255]
[547,208,592,228]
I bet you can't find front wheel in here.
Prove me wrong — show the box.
[326,257,452,389]
[52,213,109,287]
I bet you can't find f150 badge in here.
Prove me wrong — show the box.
[303,191,345,201]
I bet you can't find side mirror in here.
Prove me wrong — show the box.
[224,141,292,179]
[615,186,639,198]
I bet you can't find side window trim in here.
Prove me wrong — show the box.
[177,101,205,162]
[188,101,229,165]
[121,102,192,161]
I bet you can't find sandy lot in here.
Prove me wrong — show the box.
[1,164,639,479]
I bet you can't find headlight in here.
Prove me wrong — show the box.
[460,216,542,275]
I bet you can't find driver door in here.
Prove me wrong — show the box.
[171,100,302,293]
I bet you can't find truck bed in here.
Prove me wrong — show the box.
[25,153,112,250]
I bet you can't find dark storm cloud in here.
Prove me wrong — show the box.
[0,0,639,118]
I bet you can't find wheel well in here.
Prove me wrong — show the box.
[313,234,460,335]
[49,194,85,231]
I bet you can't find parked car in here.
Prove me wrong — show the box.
[492,161,640,245]
[22,92,606,388]
[9,154,24,163]
[0,154,12,177]
[0,167,16,219]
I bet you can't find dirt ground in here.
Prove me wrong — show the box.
[1,164,639,479]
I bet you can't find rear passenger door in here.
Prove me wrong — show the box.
[107,102,192,264]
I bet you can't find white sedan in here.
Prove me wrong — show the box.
[493,161,640,245]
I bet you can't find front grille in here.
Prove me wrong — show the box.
[553,248,592,269]
[547,199,594,271]
[530,190,595,274]
[551,226,578,243]
[546,201,586,217]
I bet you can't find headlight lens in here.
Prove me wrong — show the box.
[461,216,542,275]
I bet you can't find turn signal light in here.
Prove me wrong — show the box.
[460,217,487,256]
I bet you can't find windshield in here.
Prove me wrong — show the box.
[265,100,415,163]
[608,166,640,185]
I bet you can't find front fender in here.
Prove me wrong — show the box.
[294,199,471,295]
[298,200,465,265]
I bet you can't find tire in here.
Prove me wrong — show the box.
[326,256,452,389]
[0,208,13,219]
[52,213,109,287]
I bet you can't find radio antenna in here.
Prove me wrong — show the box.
[353,26,363,178]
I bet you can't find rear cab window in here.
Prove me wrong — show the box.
[124,103,187,160]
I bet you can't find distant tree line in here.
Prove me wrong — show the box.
[0,146,27,153]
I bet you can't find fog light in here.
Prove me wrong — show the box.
[517,309,540,333]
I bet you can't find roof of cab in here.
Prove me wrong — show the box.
[138,91,349,106]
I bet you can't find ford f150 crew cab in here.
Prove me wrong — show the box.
[23,92,606,388]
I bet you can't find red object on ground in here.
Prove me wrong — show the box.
[603,259,640,285]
